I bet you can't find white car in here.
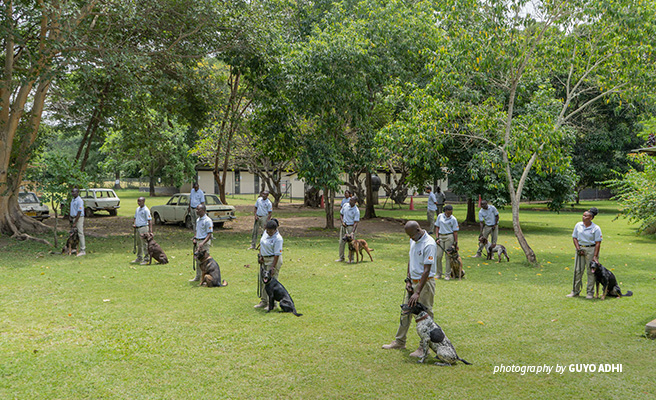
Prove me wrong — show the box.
[151,193,236,229]
[80,188,121,217]
[18,192,50,221]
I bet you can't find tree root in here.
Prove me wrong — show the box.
[5,213,52,246]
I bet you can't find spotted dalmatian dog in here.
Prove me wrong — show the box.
[401,302,471,366]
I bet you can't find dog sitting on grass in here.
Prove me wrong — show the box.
[401,302,471,366]
[590,261,632,299]
[262,269,302,316]
[62,227,79,255]
[141,232,168,265]
[446,245,465,280]
[194,248,227,288]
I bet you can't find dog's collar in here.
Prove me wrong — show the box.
[415,314,430,323]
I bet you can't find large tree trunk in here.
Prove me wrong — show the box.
[511,196,536,263]
[0,191,50,244]
[324,186,334,229]
[364,171,376,219]
[466,197,476,224]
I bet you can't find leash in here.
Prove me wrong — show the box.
[192,242,197,271]
[257,257,265,296]
[133,227,137,254]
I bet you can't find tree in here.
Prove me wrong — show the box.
[27,154,89,247]
[605,153,656,233]
[383,0,656,263]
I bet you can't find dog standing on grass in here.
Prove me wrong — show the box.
[343,233,374,264]
[142,232,169,265]
[401,302,471,366]
[195,248,227,287]
[479,237,510,263]
[62,227,79,255]
[590,261,632,299]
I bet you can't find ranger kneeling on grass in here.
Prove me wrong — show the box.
[190,204,213,282]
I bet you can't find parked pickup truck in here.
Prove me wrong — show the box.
[151,193,236,229]
[80,188,121,217]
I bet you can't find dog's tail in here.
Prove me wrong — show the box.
[458,357,472,365]
[623,290,633,297]
[293,310,303,317]
[221,280,228,287]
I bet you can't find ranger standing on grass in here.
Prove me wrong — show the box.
[474,200,499,258]
[190,204,213,282]
[336,195,360,263]
[70,188,86,257]
[132,197,153,265]
[382,220,437,356]
[425,186,437,232]
[249,190,272,250]
[567,207,602,299]
[189,182,205,230]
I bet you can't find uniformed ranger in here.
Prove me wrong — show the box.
[434,205,459,280]
[249,191,273,250]
[189,182,205,230]
[425,186,437,231]
[132,197,153,265]
[382,221,437,357]
[336,195,360,262]
[190,204,213,282]
[474,200,499,257]
[567,208,601,299]
[254,219,283,308]
[70,188,86,256]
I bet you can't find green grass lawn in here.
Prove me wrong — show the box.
[1,201,654,399]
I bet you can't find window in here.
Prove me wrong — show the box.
[18,193,38,204]
[167,196,180,206]
[178,195,189,206]
[205,195,223,205]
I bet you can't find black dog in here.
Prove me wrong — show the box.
[142,232,169,264]
[401,302,471,366]
[590,261,632,299]
[62,227,79,255]
[194,248,227,287]
[262,269,302,316]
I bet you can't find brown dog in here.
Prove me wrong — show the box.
[62,227,79,255]
[446,246,465,280]
[195,248,227,287]
[141,232,169,264]
[343,233,374,264]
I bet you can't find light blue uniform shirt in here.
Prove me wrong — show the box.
[434,213,459,234]
[427,192,437,211]
[572,222,602,246]
[479,205,499,226]
[70,196,84,217]
[341,204,360,225]
[260,231,283,256]
[409,232,437,279]
[134,206,151,227]
[255,197,273,217]
[341,197,350,208]
[190,188,205,208]
[195,215,213,240]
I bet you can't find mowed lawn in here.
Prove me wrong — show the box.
[1,198,655,399]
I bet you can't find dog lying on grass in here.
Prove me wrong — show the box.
[194,248,227,287]
[479,237,509,263]
[62,227,79,255]
[142,232,168,265]
[590,261,632,299]
[446,245,465,280]
[401,302,471,366]
[343,233,374,264]
[262,269,302,316]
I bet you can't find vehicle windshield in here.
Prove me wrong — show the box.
[205,195,223,205]
[167,196,180,205]
[18,192,39,204]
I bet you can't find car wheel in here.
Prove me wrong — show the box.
[216,222,225,229]
[108,209,117,216]
[154,213,163,225]
[84,207,93,218]
[185,216,193,230]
